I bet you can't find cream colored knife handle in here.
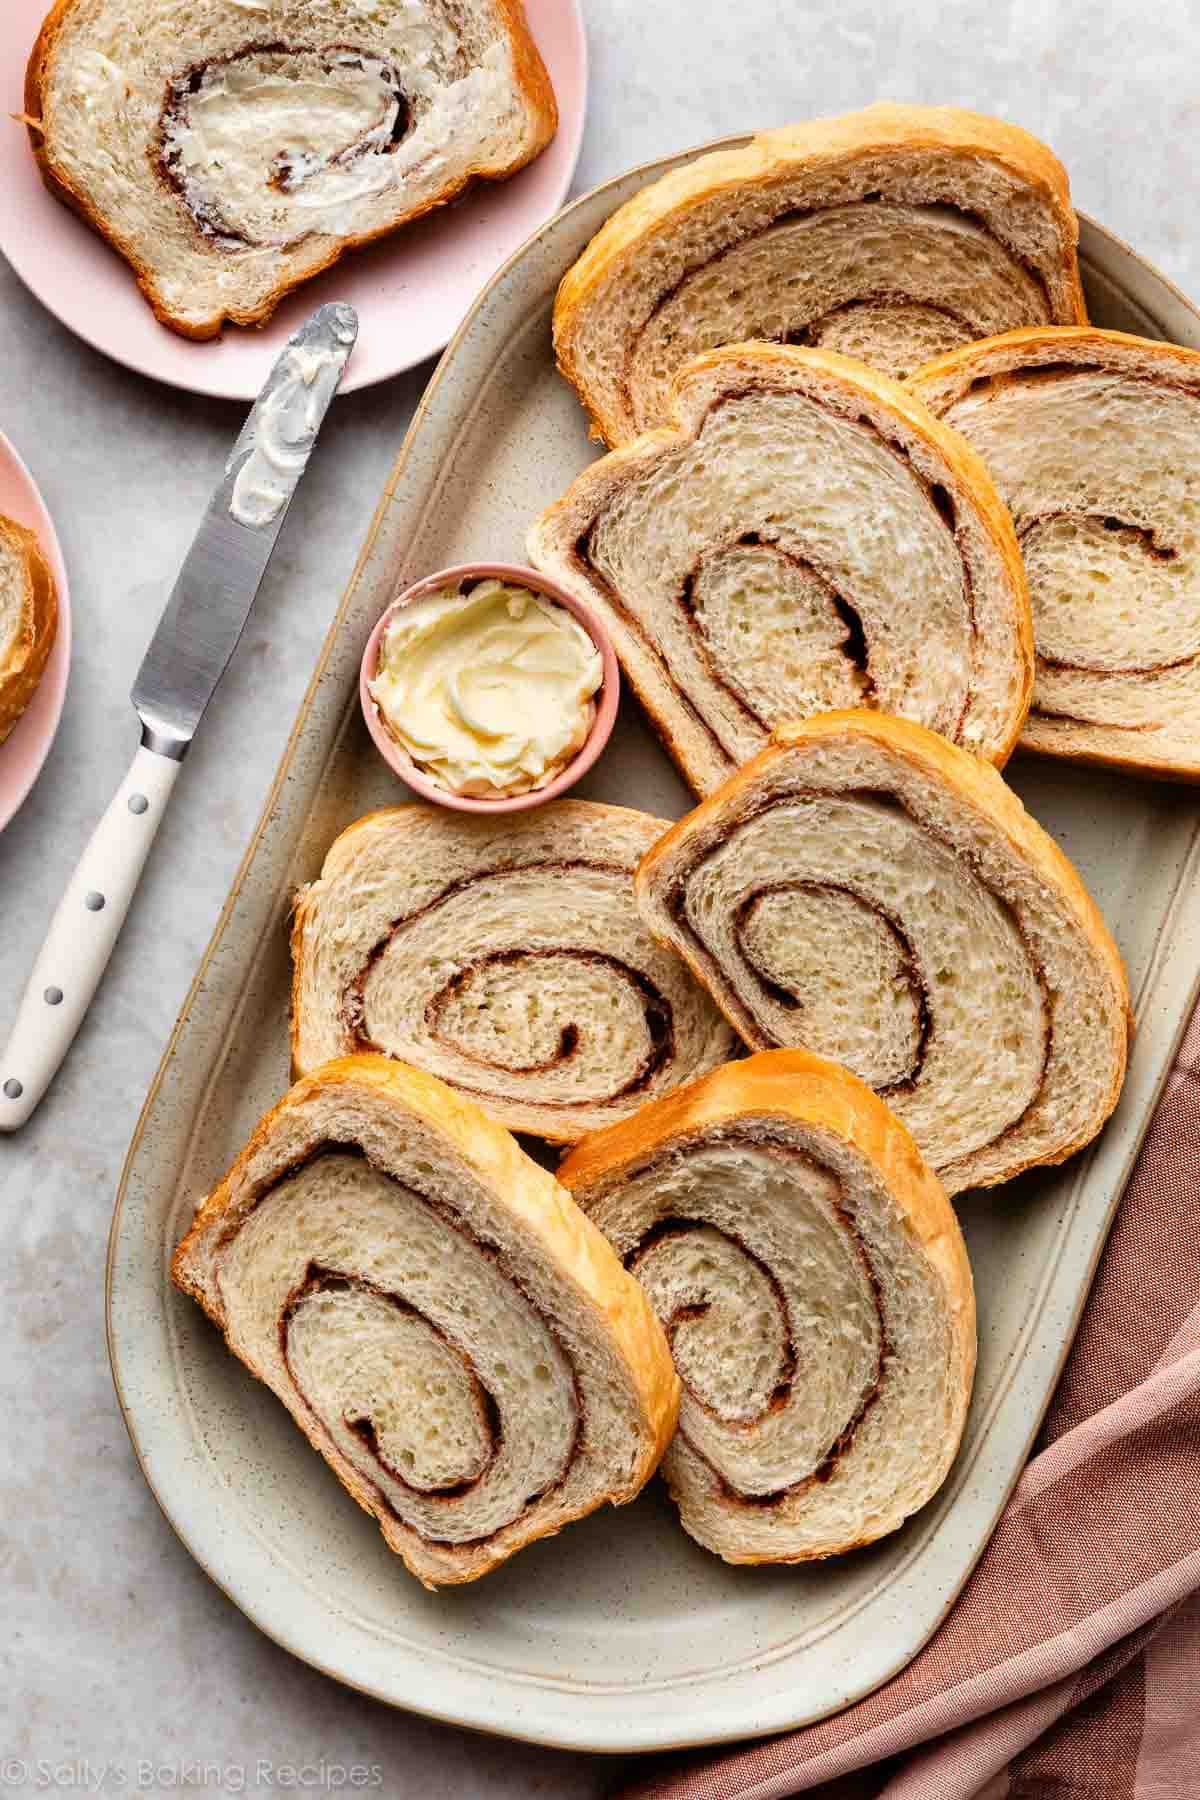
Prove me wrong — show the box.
[0,743,181,1130]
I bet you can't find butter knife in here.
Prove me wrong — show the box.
[0,302,358,1130]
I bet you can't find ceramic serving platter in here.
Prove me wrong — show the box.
[108,143,1200,1754]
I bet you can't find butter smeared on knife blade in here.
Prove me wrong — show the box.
[132,302,357,759]
[229,301,359,529]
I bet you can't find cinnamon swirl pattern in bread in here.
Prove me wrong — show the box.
[559,1051,975,1562]
[171,1057,680,1588]
[26,0,557,337]
[290,803,737,1142]
[529,344,1033,794]
[635,713,1130,1194]
[553,104,1085,447]
[909,327,1200,780]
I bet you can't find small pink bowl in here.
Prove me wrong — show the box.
[359,562,620,813]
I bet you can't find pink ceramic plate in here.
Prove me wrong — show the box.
[0,427,70,833]
[0,0,587,400]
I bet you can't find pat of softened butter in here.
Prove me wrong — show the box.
[370,580,604,798]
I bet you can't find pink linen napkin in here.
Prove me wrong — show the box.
[620,1009,1200,1800]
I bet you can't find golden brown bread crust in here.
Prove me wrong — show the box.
[907,323,1200,410]
[560,1047,973,1320]
[559,1047,976,1564]
[554,104,1087,446]
[1017,725,1200,785]
[24,0,559,341]
[529,342,1035,781]
[909,326,1200,782]
[635,711,1132,1188]
[0,513,59,747]
[172,1054,680,1586]
[494,0,558,140]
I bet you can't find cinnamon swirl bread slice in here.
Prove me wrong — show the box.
[909,327,1200,780]
[529,344,1033,794]
[172,1056,679,1588]
[0,513,58,747]
[560,1051,975,1562]
[290,802,737,1143]
[25,0,557,338]
[554,104,1085,447]
[635,712,1130,1195]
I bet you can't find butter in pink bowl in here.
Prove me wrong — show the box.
[359,562,620,812]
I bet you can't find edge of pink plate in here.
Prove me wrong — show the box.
[0,427,71,834]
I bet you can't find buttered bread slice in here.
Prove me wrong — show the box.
[560,1051,975,1563]
[172,1056,680,1588]
[910,326,1200,780]
[554,104,1085,447]
[0,513,58,748]
[635,712,1131,1194]
[25,0,557,338]
[529,343,1033,794]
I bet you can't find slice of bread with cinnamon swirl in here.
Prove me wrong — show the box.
[528,343,1033,794]
[553,104,1085,448]
[0,513,58,748]
[290,802,737,1143]
[25,0,557,338]
[909,327,1200,781]
[172,1055,680,1587]
[635,712,1131,1195]
[559,1050,975,1563]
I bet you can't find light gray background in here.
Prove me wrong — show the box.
[1,2,1195,1794]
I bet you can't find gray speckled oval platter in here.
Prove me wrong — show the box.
[107,141,1200,1754]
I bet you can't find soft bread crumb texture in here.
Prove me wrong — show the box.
[634,712,1130,1195]
[171,1055,679,1587]
[528,344,1033,795]
[560,1050,976,1562]
[27,0,557,336]
[909,326,1200,779]
[554,104,1084,447]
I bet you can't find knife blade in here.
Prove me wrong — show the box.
[133,300,358,757]
[0,303,358,1129]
